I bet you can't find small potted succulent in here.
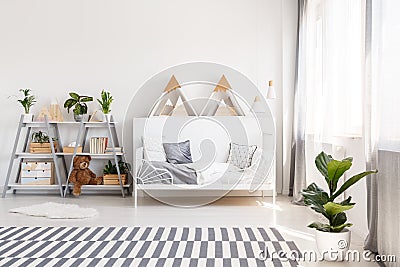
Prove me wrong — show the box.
[64,92,93,122]
[301,151,377,261]
[97,90,114,122]
[30,131,58,153]
[103,160,131,185]
[18,89,36,123]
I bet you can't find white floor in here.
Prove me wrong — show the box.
[0,193,378,267]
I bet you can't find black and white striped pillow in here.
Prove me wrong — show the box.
[227,143,257,169]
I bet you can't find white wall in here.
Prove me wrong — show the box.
[0,0,297,193]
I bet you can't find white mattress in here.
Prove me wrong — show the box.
[188,162,271,186]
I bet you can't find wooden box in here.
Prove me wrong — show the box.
[20,161,54,185]
[63,146,83,154]
[29,142,58,154]
[103,174,127,185]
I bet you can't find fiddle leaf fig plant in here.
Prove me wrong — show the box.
[301,151,377,232]
[64,92,93,115]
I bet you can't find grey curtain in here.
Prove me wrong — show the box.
[363,0,379,253]
[289,0,308,203]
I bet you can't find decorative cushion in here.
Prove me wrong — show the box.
[142,137,166,162]
[227,143,257,169]
[163,140,193,164]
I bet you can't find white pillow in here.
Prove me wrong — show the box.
[142,137,166,161]
[227,143,257,169]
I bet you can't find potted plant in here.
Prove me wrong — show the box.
[97,90,114,122]
[103,160,131,185]
[301,151,377,261]
[18,89,36,123]
[63,92,93,122]
[30,131,58,153]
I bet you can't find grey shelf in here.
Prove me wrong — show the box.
[2,115,129,198]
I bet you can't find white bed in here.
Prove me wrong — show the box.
[132,116,276,207]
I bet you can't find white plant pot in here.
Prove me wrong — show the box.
[315,229,351,261]
[103,114,113,122]
[22,114,33,123]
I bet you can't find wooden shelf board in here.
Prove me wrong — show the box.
[57,153,124,157]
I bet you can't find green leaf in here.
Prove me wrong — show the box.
[308,222,331,232]
[80,96,93,102]
[315,151,333,182]
[63,99,77,113]
[340,196,354,206]
[301,183,329,217]
[331,212,347,227]
[69,92,79,100]
[330,170,378,201]
[323,202,354,217]
[327,159,352,194]
[331,223,353,232]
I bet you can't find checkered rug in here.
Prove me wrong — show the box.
[0,227,300,266]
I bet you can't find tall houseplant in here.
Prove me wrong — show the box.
[63,92,93,122]
[18,89,36,122]
[97,90,114,122]
[301,151,377,260]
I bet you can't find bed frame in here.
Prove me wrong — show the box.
[132,116,275,207]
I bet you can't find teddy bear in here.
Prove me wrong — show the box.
[69,155,102,196]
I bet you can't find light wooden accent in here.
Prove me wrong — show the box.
[164,75,181,93]
[214,75,232,92]
[36,107,52,122]
[49,103,64,122]
[268,80,273,87]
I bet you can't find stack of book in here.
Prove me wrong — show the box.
[105,147,123,154]
[90,137,108,154]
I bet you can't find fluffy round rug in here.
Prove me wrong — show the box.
[9,202,98,219]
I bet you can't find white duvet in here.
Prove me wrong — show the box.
[186,162,260,186]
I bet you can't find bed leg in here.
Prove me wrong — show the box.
[261,190,264,198]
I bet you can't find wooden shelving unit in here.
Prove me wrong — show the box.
[2,115,130,198]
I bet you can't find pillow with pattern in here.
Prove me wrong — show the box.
[227,143,257,169]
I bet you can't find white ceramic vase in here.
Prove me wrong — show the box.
[315,229,351,261]
[103,114,113,122]
[22,114,33,123]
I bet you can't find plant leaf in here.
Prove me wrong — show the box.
[315,151,333,182]
[331,212,347,227]
[80,96,93,102]
[330,170,378,201]
[323,202,354,217]
[308,222,331,232]
[327,159,352,194]
[64,99,77,113]
[69,92,79,100]
[301,183,329,217]
[331,223,353,232]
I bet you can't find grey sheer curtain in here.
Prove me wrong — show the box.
[364,0,400,264]
[289,0,307,203]
[363,0,378,253]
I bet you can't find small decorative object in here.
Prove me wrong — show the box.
[29,131,57,153]
[63,92,93,122]
[301,151,377,261]
[69,156,102,196]
[97,90,114,122]
[17,88,36,123]
[49,101,64,122]
[63,142,83,153]
[251,96,265,113]
[266,80,276,99]
[103,160,131,185]
[88,110,103,122]
[20,161,54,185]
[35,106,52,122]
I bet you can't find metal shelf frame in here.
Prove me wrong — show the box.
[2,115,129,198]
